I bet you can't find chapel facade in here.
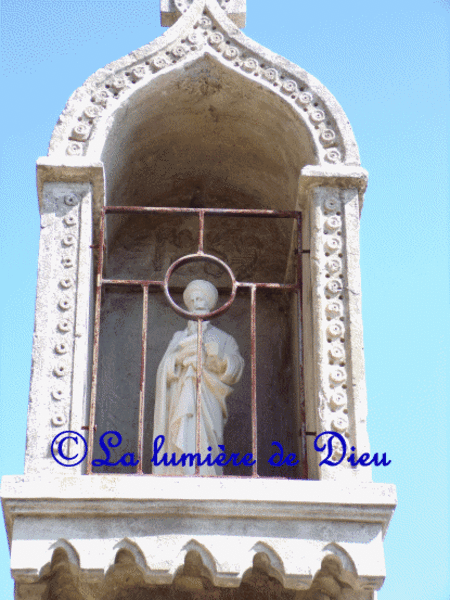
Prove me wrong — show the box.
[1,1,396,598]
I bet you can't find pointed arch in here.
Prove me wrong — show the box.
[107,537,148,572]
[322,543,358,575]
[48,0,359,172]
[48,539,80,567]
[249,542,285,578]
[173,539,218,581]
[38,539,80,579]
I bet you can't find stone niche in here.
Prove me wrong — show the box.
[87,52,318,478]
[94,205,302,478]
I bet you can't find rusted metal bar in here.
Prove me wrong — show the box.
[296,213,308,480]
[164,253,237,320]
[198,210,205,254]
[250,285,258,477]
[238,282,297,290]
[195,317,203,476]
[137,285,149,475]
[81,425,97,432]
[103,279,296,291]
[101,279,164,287]
[89,204,304,479]
[87,210,106,474]
[105,206,299,218]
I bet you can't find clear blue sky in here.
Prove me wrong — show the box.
[1,0,449,598]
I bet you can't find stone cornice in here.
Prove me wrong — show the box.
[2,475,396,541]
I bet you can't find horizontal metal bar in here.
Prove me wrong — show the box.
[102,279,298,290]
[104,206,299,218]
[101,279,165,286]
[83,473,270,478]
[81,425,97,432]
[238,282,298,290]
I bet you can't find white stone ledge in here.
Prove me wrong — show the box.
[2,475,396,534]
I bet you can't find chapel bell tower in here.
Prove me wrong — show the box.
[2,1,396,598]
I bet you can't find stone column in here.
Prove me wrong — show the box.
[300,166,371,482]
[24,159,104,475]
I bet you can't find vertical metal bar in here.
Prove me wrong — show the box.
[250,285,258,477]
[137,284,149,474]
[296,213,308,480]
[198,210,205,254]
[86,210,106,474]
[195,317,203,475]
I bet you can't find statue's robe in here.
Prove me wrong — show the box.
[152,320,244,475]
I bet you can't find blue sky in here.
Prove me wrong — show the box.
[1,0,449,598]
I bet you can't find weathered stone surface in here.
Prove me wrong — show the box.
[2,475,395,598]
[161,0,246,28]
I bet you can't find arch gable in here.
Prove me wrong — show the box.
[48,0,359,166]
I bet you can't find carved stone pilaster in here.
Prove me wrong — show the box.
[300,166,370,481]
[25,173,97,475]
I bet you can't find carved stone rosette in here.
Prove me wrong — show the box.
[307,180,370,481]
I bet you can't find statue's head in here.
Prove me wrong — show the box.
[321,554,342,577]
[183,280,218,314]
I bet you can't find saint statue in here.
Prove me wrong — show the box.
[152,280,244,476]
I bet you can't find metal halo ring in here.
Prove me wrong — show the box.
[163,253,237,320]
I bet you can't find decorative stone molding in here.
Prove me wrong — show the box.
[2,475,396,597]
[47,0,360,167]
[301,166,371,482]
[25,178,96,475]
[315,190,351,465]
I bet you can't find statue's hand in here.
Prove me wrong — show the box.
[206,355,226,374]
[182,355,198,369]
[181,352,207,369]
[205,341,220,357]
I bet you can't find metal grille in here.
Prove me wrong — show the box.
[87,206,306,477]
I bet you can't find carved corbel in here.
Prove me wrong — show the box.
[305,555,358,600]
[40,548,94,600]
[239,553,284,600]
[172,550,215,592]
[100,549,146,599]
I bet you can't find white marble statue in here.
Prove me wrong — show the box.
[152,280,244,475]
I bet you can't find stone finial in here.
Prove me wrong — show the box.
[160,0,246,28]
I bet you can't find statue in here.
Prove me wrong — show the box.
[152,280,244,475]
[306,555,355,600]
